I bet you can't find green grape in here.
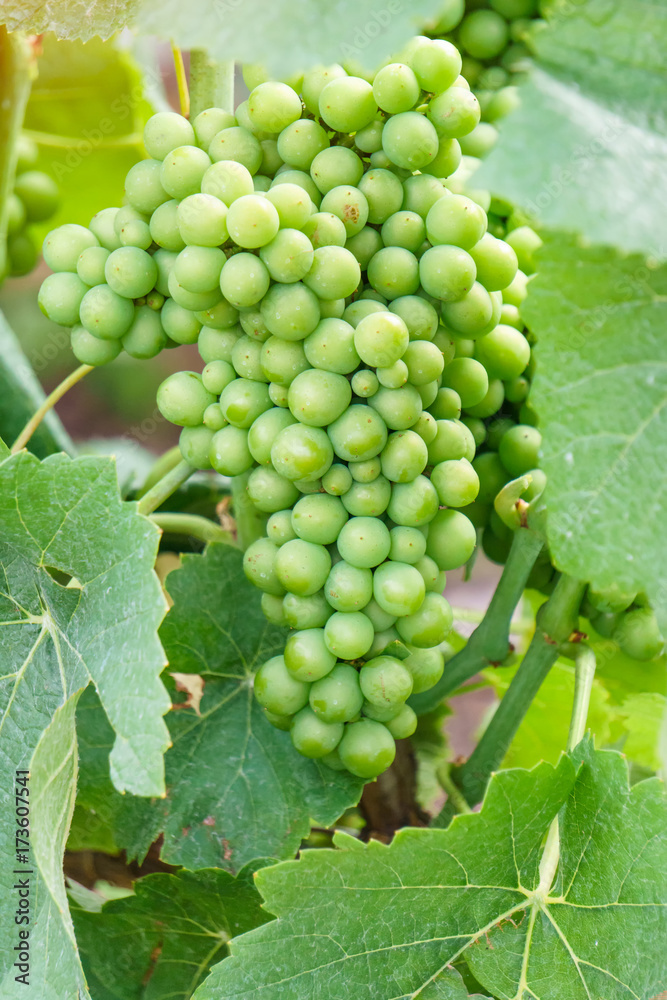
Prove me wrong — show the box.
[275,538,332,595]
[208,126,262,173]
[102,246,157,300]
[267,509,298,545]
[389,525,426,564]
[368,384,423,431]
[203,403,226,430]
[414,555,446,594]
[218,253,269,309]
[396,591,453,647]
[143,111,195,159]
[302,212,347,249]
[328,404,388,462]
[337,516,391,569]
[341,475,391,517]
[486,417,515,452]
[261,593,289,627]
[70,326,121,366]
[261,281,321,340]
[301,63,346,113]
[248,81,303,133]
[402,341,445,386]
[7,193,26,236]
[484,85,520,123]
[246,466,299,512]
[291,493,348,545]
[473,452,509,504]
[418,245,475,302]
[427,87,481,140]
[285,627,337,681]
[502,269,528,307]
[173,246,225,294]
[240,308,271,341]
[197,298,240,330]
[383,703,416,739]
[157,371,215,427]
[429,387,461,420]
[498,424,541,476]
[380,430,428,483]
[254,655,310,715]
[351,370,379,398]
[372,63,420,115]
[310,147,363,195]
[367,247,420,300]
[318,186,368,239]
[401,173,447,219]
[199,323,241,362]
[288,368,351,427]
[318,76,377,133]
[247,407,296,465]
[587,583,636,615]
[284,590,332,629]
[349,457,381,484]
[323,610,374,659]
[258,229,313,285]
[271,422,333,480]
[382,112,439,171]
[271,169,321,207]
[380,211,426,255]
[122,160,168,217]
[122,305,167,359]
[614,608,664,661]
[43,224,99,273]
[160,299,201,344]
[269,382,290,406]
[360,600,394,634]
[499,304,523,331]
[14,171,59,222]
[424,137,462,180]
[441,357,489,408]
[201,159,254,205]
[225,194,279,249]
[459,9,509,59]
[302,245,361,300]
[426,508,476,570]
[290,707,343,758]
[244,537,284,596]
[389,295,439,341]
[409,36,462,92]
[200,360,236,396]
[358,168,404,225]
[338,719,395,777]
[115,211,152,250]
[304,318,360,375]
[343,299,385,328]
[469,233,518,292]
[465,378,505,418]
[505,226,543,275]
[360,655,413,706]
[324,561,373,613]
[474,324,530,380]
[343,227,382,271]
[459,121,498,159]
[177,193,228,246]
[373,561,426,617]
[426,194,486,250]
[79,285,134,340]
[322,463,353,497]
[168,273,222,312]
[310,665,363,724]
[428,419,475,464]
[260,336,309,385]
[460,415,486,448]
[277,118,329,170]
[220,377,272,427]
[179,425,214,469]
[403,645,443,693]
[159,144,211,200]
[412,411,438,444]
[354,119,384,154]
[89,207,121,251]
[149,200,185,252]
[192,108,236,149]
[353,312,409,368]
[38,272,88,326]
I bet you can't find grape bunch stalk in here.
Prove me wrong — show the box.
[38,33,543,780]
[3,134,59,280]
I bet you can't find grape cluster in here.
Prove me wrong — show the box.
[581,586,665,662]
[38,33,540,777]
[3,135,59,280]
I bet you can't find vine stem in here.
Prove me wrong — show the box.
[231,472,267,550]
[150,512,233,546]
[189,50,235,119]
[136,459,194,516]
[171,43,190,117]
[10,364,93,454]
[410,527,544,713]
[433,573,586,826]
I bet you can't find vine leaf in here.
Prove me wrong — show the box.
[70,865,273,1000]
[114,543,364,873]
[137,0,443,76]
[523,240,667,637]
[476,0,667,256]
[1,0,141,43]
[195,741,667,1000]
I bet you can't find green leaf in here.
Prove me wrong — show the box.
[115,543,364,872]
[614,692,666,771]
[195,743,667,999]
[0,697,90,999]
[0,451,170,797]
[2,0,140,44]
[483,657,614,771]
[138,0,443,77]
[71,865,272,1000]
[475,0,667,255]
[523,239,667,635]
[0,309,74,458]
[411,704,450,816]
[0,28,32,280]
[23,35,153,242]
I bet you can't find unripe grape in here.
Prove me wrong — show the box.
[276,538,332,595]
[248,82,303,133]
[396,592,453,647]
[255,655,310,715]
[284,590,333,629]
[339,719,396,777]
[324,611,374,660]
[144,112,195,160]
[387,475,439,527]
[285,628,337,681]
[319,76,378,133]
[426,509,477,571]
[290,707,344,758]
[292,494,348,545]
[310,664,363,724]
[403,645,444,693]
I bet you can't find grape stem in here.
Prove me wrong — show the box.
[136,459,195,516]
[410,526,544,713]
[231,472,267,550]
[171,43,190,118]
[189,50,235,119]
[10,363,93,454]
[137,445,183,499]
[150,512,234,546]
[436,763,472,816]
[433,573,586,826]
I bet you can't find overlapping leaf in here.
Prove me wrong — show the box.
[71,865,272,1000]
[196,742,667,999]
[2,0,139,43]
[476,0,667,256]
